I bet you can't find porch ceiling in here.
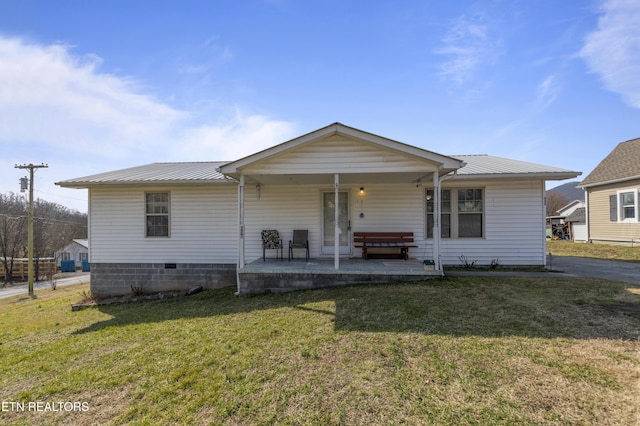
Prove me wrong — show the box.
[243,171,437,186]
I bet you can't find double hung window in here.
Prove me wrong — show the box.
[610,190,639,222]
[145,192,170,237]
[426,188,483,238]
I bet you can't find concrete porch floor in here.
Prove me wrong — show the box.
[237,257,441,294]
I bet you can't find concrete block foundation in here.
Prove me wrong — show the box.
[90,263,236,297]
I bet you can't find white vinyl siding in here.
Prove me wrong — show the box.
[241,135,440,175]
[88,179,548,267]
[243,180,546,266]
[439,180,546,266]
[89,185,237,263]
[242,183,426,263]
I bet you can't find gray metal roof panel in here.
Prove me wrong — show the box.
[453,155,580,177]
[56,162,231,187]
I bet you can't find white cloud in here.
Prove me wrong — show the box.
[536,75,560,109]
[174,113,296,161]
[435,13,501,85]
[580,0,640,108]
[0,36,295,211]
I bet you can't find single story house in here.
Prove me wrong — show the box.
[54,238,89,268]
[579,137,640,246]
[57,123,580,295]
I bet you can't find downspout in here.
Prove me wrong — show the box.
[334,173,340,270]
[236,174,245,295]
[432,172,441,274]
[433,170,458,274]
[584,189,590,243]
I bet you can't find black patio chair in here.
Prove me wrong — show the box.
[261,230,283,261]
[289,230,309,261]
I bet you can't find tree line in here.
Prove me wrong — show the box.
[0,192,87,281]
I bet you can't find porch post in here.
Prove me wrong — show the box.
[238,174,245,269]
[432,172,442,272]
[334,173,340,270]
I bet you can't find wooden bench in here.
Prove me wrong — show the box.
[353,232,417,260]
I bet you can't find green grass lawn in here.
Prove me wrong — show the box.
[547,239,640,262]
[1,278,639,425]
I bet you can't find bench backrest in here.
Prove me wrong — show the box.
[353,232,414,244]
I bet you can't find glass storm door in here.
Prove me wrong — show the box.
[322,191,350,254]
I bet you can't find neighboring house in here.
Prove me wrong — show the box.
[57,123,580,295]
[54,239,89,268]
[564,207,587,242]
[579,137,640,245]
[546,200,586,240]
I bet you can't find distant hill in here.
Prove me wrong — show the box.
[547,181,584,202]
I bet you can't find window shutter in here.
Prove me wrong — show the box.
[609,194,617,221]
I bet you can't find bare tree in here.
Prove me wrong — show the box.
[0,192,87,281]
[33,199,87,278]
[546,191,569,216]
[0,193,27,282]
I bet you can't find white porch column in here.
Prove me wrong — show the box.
[432,172,442,272]
[238,174,245,269]
[334,173,340,270]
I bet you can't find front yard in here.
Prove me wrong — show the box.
[1,275,638,425]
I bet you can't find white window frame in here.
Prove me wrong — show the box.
[145,192,171,237]
[616,189,639,223]
[426,187,484,239]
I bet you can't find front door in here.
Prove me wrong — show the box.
[322,191,350,254]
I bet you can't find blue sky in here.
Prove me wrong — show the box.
[1,0,639,212]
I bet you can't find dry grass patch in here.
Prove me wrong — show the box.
[0,278,638,425]
[547,240,640,262]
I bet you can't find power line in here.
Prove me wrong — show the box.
[0,213,86,226]
[35,189,88,202]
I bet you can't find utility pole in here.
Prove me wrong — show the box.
[14,163,48,296]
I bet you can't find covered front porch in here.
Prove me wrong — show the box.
[237,257,441,295]
[219,123,464,294]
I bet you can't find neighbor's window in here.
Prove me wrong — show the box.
[620,191,635,220]
[145,192,170,237]
[425,188,483,238]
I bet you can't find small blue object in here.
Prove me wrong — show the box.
[359,213,364,218]
[61,260,76,272]
[81,259,90,272]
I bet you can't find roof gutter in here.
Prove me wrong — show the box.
[453,172,581,180]
[55,179,237,189]
[579,174,640,189]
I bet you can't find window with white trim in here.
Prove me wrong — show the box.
[610,190,639,222]
[145,192,170,237]
[426,188,484,238]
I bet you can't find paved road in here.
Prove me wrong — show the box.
[0,273,90,300]
[448,255,640,285]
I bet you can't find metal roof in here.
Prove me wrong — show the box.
[56,162,231,188]
[453,155,580,179]
[579,137,640,187]
[56,153,581,189]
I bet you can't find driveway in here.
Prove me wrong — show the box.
[548,255,640,285]
[447,255,640,285]
[0,273,90,300]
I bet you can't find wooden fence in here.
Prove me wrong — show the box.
[0,258,56,280]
